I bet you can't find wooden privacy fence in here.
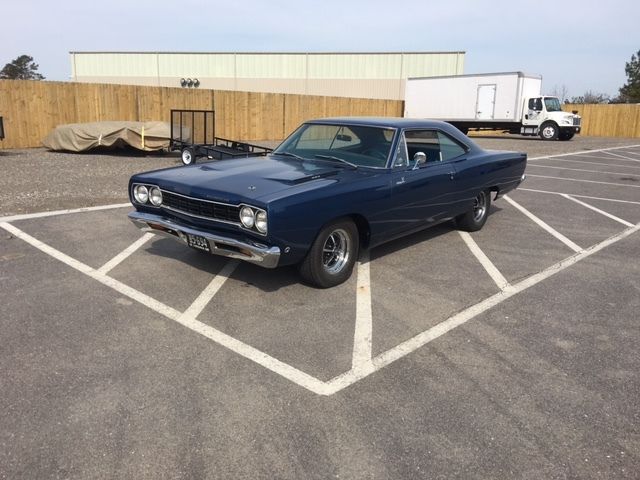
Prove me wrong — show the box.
[562,103,640,138]
[0,80,403,149]
[1,81,638,149]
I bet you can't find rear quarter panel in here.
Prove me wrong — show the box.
[454,150,527,207]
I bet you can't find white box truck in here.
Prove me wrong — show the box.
[404,72,582,141]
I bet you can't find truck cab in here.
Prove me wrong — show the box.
[521,96,581,140]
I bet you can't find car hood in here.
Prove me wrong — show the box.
[132,155,354,205]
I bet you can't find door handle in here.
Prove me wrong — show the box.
[396,176,406,185]
[449,171,455,180]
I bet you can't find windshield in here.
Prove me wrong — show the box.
[544,97,562,112]
[273,123,396,168]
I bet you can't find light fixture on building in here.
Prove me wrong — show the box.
[179,77,200,88]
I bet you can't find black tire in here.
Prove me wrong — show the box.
[559,130,575,141]
[181,147,197,165]
[456,190,492,232]
[298,219,359,288]
[539,122,559,141]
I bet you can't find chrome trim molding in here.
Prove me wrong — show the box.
[128,211,280,268]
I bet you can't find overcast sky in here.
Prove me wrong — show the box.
[2,0,638,98]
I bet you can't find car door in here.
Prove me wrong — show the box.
[388,129,467,234]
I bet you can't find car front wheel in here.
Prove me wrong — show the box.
[298,219,359,288]
[456,189,492,232]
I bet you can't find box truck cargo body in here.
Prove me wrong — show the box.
[404,72,581,141]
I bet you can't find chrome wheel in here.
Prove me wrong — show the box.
[322,229,350,275]
[540,123,558,140]
[182,149,193,165]
[472,191,488,222]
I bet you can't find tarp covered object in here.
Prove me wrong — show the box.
[42,121,189,152]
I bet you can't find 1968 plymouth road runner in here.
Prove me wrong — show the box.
[128,118,526,288]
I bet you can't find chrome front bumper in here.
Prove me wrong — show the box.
[128,211,281,268]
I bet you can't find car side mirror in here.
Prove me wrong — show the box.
[412,151,426,170]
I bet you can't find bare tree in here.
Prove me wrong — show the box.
[570,91,610,104]
[549,84,569,103]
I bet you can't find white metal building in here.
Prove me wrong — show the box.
[69,51,465,100]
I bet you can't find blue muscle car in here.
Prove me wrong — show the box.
[128,118,526,288]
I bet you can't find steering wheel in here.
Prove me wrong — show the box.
[361,148,387,161]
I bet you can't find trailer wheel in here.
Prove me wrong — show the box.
[181,147,196,165]
[539,122,559,141]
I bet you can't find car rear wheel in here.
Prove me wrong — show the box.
[298,219,359,288]
[181,147,196,165]
[456,189,492,232]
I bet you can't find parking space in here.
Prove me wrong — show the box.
[1,141,640,478]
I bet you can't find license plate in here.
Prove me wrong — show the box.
[186,233,210,252]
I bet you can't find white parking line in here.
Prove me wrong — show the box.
[3,214,640,396]
[561,195,634,227]
[564,153,640,162]
[180,260,239,320]
[527,174,640,188]
[528,158,640,169]
[528,144,640,161]
[458,231,511,291]
[0,221,331,395]
[519,188,640,205]
[503,196,583,253]
[527,164,640,177]
[0,221,181,320]
[0,203,131,223]
[602,151,640,162]
[97,233,155,275]
[325,222,640,395]
[352,252,373,372]
[619,150,640,157]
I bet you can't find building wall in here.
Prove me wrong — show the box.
[70,52,465,100]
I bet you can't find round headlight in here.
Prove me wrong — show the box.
[149,187,163,206]
[134,185,148,204]
[240,206,255,228]
[255,210,267,233]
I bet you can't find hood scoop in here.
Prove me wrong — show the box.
[267,168,339,185]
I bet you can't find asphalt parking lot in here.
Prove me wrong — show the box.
[1,138,640,479]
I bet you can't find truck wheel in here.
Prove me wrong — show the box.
[559,130,575,141]
[181,147,197,165]
[539,122,559,141]
[298,219,359,288]
[456,189,492,232]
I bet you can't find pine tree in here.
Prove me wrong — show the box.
[0,55,45,80]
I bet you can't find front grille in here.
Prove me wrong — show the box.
[162,190,240,224]
[573,117,581,126]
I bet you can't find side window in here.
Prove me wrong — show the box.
[528,97,543,111]
[403,129,466,165]
[436,132,466,161]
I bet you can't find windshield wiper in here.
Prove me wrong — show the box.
[272,151,306,161]
[314,155,358,169]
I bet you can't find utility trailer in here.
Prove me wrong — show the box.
[170,110,273,165]
[404,72,582,141]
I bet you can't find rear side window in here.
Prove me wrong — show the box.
[403,129,466,164]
